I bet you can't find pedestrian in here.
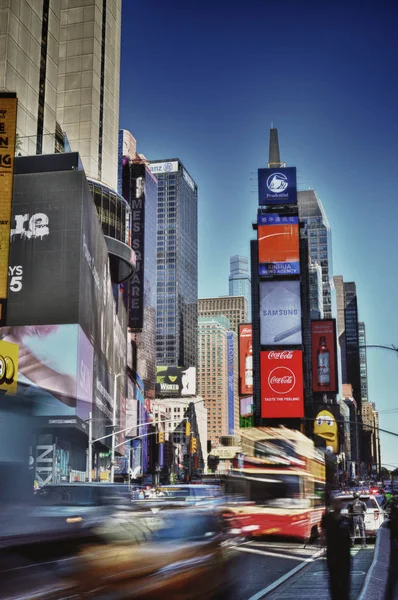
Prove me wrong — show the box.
[348,492,367,548]
[321,498,352,600]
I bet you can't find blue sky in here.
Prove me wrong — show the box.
[120,0,398,470]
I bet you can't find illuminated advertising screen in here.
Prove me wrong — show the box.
[260,350,304,418]
[258,167,297,205]
[0,93,17,325]
[257,214,300,276]
[311,319,338,393]
[0,324,93,419]
[239,323,253,395]
[156,366,196,397]
[260,281,302,346]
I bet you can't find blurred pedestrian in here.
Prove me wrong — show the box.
[348,492,367,548]
[321,498,352,600]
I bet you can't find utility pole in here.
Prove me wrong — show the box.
[110,372,122,484]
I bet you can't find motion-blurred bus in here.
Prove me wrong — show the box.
[224,427,326,541]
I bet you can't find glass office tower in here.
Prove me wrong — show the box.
[229,255,251,319]
[150,160,198,369]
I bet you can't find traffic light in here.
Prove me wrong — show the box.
[190,437,197,454]
[185,421,191,436]
[158,431,165,444]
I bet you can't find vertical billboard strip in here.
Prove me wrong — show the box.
[258,167,297,206]
[311,319,338,393]
[257,214,300,276]
[239,323,253,396]
[260,350,304,419]
[227,331,235,435]
[0,94,17,325]
[259,281,302,346]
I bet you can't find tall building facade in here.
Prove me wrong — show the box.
[309,262,324,320]
[198,296,247,334]
[198,316,230,445]
[358,322,368,404]
[1,0,122,190]
[150,159,198,369]
[297,190,333,318]
[229,255,251,319]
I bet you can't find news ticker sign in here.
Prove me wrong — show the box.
[149,161,179,174]
[258,167,297,205]
[0,94,17,325]
[260,350,304,419]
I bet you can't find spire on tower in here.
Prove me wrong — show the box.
[268,127,282,168]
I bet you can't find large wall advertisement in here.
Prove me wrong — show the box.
[259,281,302,346]
[238,323,253,396]
[227,331,235,435]
[0,338,18,395]
[156,366,196,397]
[311,319,338,393]
[0,94,17,326]
[258,167,297,206]
[257,214,300,276]
[3,163,126,442]
[260,350,304,418]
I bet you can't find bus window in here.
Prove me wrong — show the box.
[246,474,305,508]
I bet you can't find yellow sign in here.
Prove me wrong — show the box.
[314,409,339,454]
[0,94,17,326]
[0,338,18,395]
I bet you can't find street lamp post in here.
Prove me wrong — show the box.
[110,372,122,484]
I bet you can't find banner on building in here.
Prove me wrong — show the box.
[257,214,300,276]
[258,167,297,205]
[0,338,18,395]
[311,319,338,393]
[156,366,196,397]
[238,323,253,395]
[260,350,304,418]
[259,281,302,346]
[0,93,17,325]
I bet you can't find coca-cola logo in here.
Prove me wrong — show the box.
[268,367,296,394]
[241,327,251,336]
[268,351,293,360]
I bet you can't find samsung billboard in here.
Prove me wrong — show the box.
[259,280,302,346]
[258,167,297,205]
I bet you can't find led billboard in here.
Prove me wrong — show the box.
[311,319,338,393]
[0,324,93,418]
[260,281,302,346]
[156,366,196,397]
[0,93,17,325]
[258,167,297,205]
[257,214,300,276]
[239,323,253,395]
[260,350,304,418]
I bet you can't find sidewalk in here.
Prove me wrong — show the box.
[265,547,374,600]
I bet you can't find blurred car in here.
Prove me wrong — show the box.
[336,493,385,538]
[154,484,224,505]
[55,506,238,599]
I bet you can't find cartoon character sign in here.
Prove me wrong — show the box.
[314,409,339,454]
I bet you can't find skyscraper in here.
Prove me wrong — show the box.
[334,276,362,410]
[358,322,368,404]
[150,159,198,369]
[198,296,247,334]
[1,0,122,190]
[297,190,333,318]
[198,316,230,445]
[229,255,251,319]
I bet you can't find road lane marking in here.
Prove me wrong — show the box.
[237,546,317,562]
[245,547,325,600]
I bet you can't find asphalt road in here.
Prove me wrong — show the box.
[231,540,375,600]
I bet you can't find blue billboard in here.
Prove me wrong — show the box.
[258,167,297,205]
[227,331,235,435]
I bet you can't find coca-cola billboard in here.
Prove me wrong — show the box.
[261,350,304,418]
[311,320,338,393]
[238,324,253,396]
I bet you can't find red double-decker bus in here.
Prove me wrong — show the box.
[224,427,326,541]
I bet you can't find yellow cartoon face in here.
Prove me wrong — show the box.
[314,410,338,453]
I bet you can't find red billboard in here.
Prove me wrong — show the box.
[311,320,338,393]
[260,350,304,418]
[239,324,253,396]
